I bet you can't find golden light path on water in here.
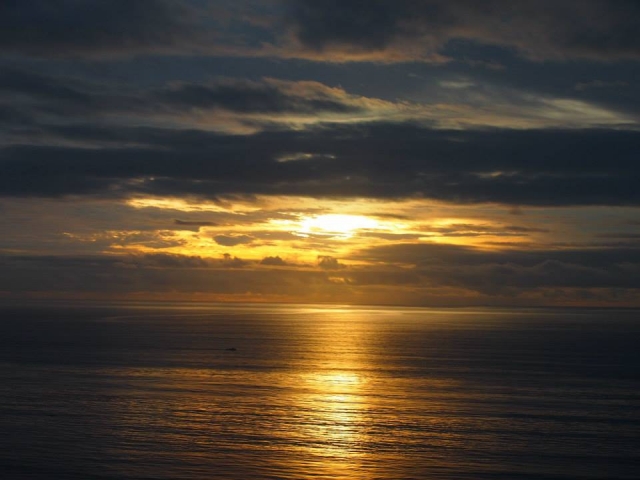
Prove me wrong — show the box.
[299,371,367,476]
[297,320,368,471]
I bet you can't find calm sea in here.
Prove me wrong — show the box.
[0,303,638,479]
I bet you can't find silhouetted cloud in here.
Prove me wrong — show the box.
[4,1,637,63]
[261,256,288,266]
[318,255,343,270]
[220,253,247,267]
[214,235,254,246]
[1,246,638,305]
[156,79,363,115]
[349,242,640,296]
[0,0,199,58]
[0,69,370,120]
[174,219,217,227]
[2,124,638,206]
[285,0,640,62]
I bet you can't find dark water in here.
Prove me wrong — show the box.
[0,303,638,479]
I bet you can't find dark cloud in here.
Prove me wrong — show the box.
[0,253,332,298]
[355,242,640,268]
[575,80,630,91]
[318,255,343,270]
[353,242,640,293]
[214,235,254,247]
[0,66,151,127]
[285,0,640,62]
[128,253,212,269]
[157,79,362,115]
[220,253,247,268]
[0,69,366,130]
[1,123,638,206]
[0,67,92,104]
[336,268,422,287]
[421,223,550,238]
[261,256,288,266]
[1,248,638,305]
[359,232,424,241]
[287,0,407,52]
[504,226,550,233]
[1,1,638,64]
[174,219,217,227]
[596,233,640,240]
[0,0,198,58]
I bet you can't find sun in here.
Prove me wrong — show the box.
[298,214,381,238]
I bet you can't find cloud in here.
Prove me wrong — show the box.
[419,223,550,238]
[214,235,254,247]
[174,219,217,227]
[220,253,247,267]
[595,233,640,241]
[0,70,406,138]
[156,78,365,115]
[283,0,640,62]
[1,248,638,306]
[353,241,640,290]
[3,1,637,64]
[575,80,630,91]
[0,253,319,298]
[2,123,639,206]
[334,268,422,286]
[318,255,344,270]
[261,256,288,266]
[0,0,200,58]
[129,253,212,269]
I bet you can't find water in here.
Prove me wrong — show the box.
[0,303,638,479]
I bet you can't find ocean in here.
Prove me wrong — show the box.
[0,303,638,479]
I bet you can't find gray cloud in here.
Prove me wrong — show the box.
[156,79,362,115]
[214,235,254,247]
[220,253,248,268]
[0,69,372,139]
[261,256,288,266]
[1,248,638,305]
[3,1,637,63]
[285,0,640,62]
[353,242,640,292]
[422,223,550,238]
[0,0,640,61]
[0,0,199,58]
[2,123,638,206]
[318,255,343,270]
[174,219,217,227]
[0,254,328,297]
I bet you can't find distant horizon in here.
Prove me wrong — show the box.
[2,295,639,312]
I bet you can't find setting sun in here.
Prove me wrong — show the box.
[297,214,382,238]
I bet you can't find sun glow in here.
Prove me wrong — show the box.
[298,214,382,238]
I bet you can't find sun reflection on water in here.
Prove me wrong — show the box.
[294,369,368,477]
[293,314,373,473]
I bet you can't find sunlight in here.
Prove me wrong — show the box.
[303,370,366,457]
[298,214,382,238]
[316,371,363,388]
[126,197,261,213]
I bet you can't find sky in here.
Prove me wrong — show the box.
[1,0,640,306]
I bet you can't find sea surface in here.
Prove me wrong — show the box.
[0,302,638,479]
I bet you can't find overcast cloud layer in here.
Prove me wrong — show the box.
[1,1,639,306]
